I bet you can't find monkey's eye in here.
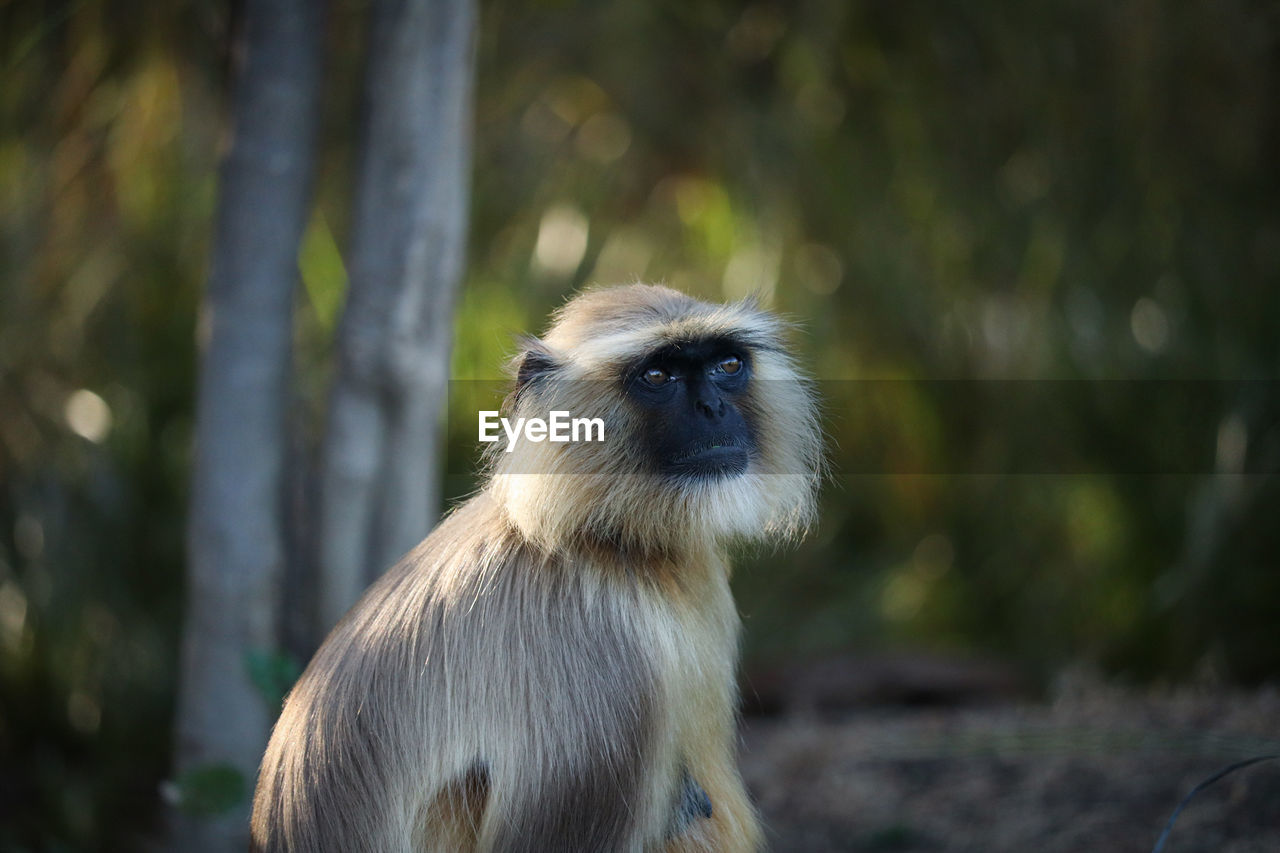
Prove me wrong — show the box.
[643,367,671,386]
[716,356,743,375]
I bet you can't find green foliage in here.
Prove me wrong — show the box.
[245,649,302,714]
[170,763,248,818]
[299,210,349,334]
[2,0,1278,847]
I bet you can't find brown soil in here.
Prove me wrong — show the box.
[739,679,1280,852]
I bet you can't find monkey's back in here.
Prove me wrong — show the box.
[251,494,694,852]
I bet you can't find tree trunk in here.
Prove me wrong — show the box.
[172,1,324,849]
[316,0,477,632]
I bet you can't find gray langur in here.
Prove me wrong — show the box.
[251,283,823,852]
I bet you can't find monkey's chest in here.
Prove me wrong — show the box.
[636,583,741,748]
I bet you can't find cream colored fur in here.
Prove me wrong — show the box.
[251,284,821,852]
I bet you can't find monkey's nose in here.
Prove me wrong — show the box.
[695,396,726,418]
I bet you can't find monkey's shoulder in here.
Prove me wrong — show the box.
[305,489,739,710]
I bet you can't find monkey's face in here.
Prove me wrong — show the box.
[488,284,821,554]
[625,338,756,480]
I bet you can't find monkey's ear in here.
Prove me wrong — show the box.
[512,336,559,396]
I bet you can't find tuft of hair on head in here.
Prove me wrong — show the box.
[485,283,823,559]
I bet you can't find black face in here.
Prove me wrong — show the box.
[625,338,755,479]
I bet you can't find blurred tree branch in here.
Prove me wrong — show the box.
[175,0,478,843]
[173,0,325,849]
[316,0,477,632]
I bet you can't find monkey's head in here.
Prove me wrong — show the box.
[487,284,822,557]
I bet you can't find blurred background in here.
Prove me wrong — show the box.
[2,0,1278,849]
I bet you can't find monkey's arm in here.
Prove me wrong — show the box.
[470,577,670,851]
[479,760,713,852]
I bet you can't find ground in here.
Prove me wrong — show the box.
[739,671,1280,852]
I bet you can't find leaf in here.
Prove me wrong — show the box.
[245,648,302,711]
[172,763,246,817]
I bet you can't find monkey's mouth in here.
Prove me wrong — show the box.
[667,439,750,477]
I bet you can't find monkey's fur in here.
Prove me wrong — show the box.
[251,284,822,852]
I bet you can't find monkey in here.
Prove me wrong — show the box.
[250,283,822,852]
